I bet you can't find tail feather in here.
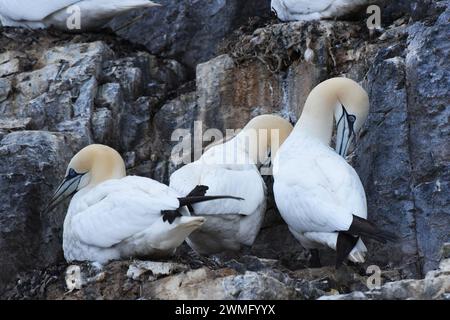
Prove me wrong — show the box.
[336,232,359,269]
[346,215,398,243]
[186,185,209,197]
[178,195,244,208]
[154,216,205,251]
[176,216,206,229]
[161,210,182,224]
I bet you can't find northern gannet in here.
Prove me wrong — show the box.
[170,115,293,255]
[45,144,241,264]
[0,0,160,31]
[273,78,397,268]
[271,0,370,22]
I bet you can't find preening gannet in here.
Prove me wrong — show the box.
[170,115,293,255]
[45,144,241,264]
[271,0,370,22]
[273,78,397,268]
[0,0,160,31]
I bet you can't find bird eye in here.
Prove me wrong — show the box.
[347,115,356,123]
[67,168,78,179]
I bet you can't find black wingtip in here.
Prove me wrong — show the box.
[186,185,209,197]
[178,195,244,208]
[347,215,398,243]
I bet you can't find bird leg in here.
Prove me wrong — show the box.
[309,249,322,268]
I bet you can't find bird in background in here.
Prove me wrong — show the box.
[170,115,293,255]
[45,144,242,264]
[0,0,161,31]
[273,77,397,268]
[271,0,370,22]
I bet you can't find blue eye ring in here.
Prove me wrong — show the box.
[67,168,78,179]
[347,115,356,123]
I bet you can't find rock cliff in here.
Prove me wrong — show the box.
[0,0,448,299]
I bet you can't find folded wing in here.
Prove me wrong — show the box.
[275,147,366,233]
[0,0,81,21]
[70,177,180,248]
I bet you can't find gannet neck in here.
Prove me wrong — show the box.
[294,78,369,146]
[70,144,126,188]
[235,115,293,163]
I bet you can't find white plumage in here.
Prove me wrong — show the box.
[170,115,293,255]
[0,0,160,30]
[273,132,368,263]
[45,144,217,264]
[273,78,380,267]
[63,176,202,263]
[170,146,266,254]
[271,0,370,21]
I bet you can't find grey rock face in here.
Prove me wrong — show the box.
[110,0,271,73]
[405,4,450,273]
[319,249,450,300]
[442,243,450,260]
[356,1,450,276]
[192,48,327,155]
[0,131,71,293]
[318,291,368,300]
[0,78,11,102]
[0,0,448,299]
[144,267,300,300]
[359,56,420,276]
[91,108,114,145]
[146,92,199,181]
[0,51,27,78]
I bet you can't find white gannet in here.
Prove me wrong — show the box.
[273,78,397,268]
[170,115,293,255]
[271,0,370,22]
[45,144,242,264]
[0,0,160,31]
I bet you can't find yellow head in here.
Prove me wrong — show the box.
[236,114,294,164]
[45,144,126,213]
[297,77,369,157]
